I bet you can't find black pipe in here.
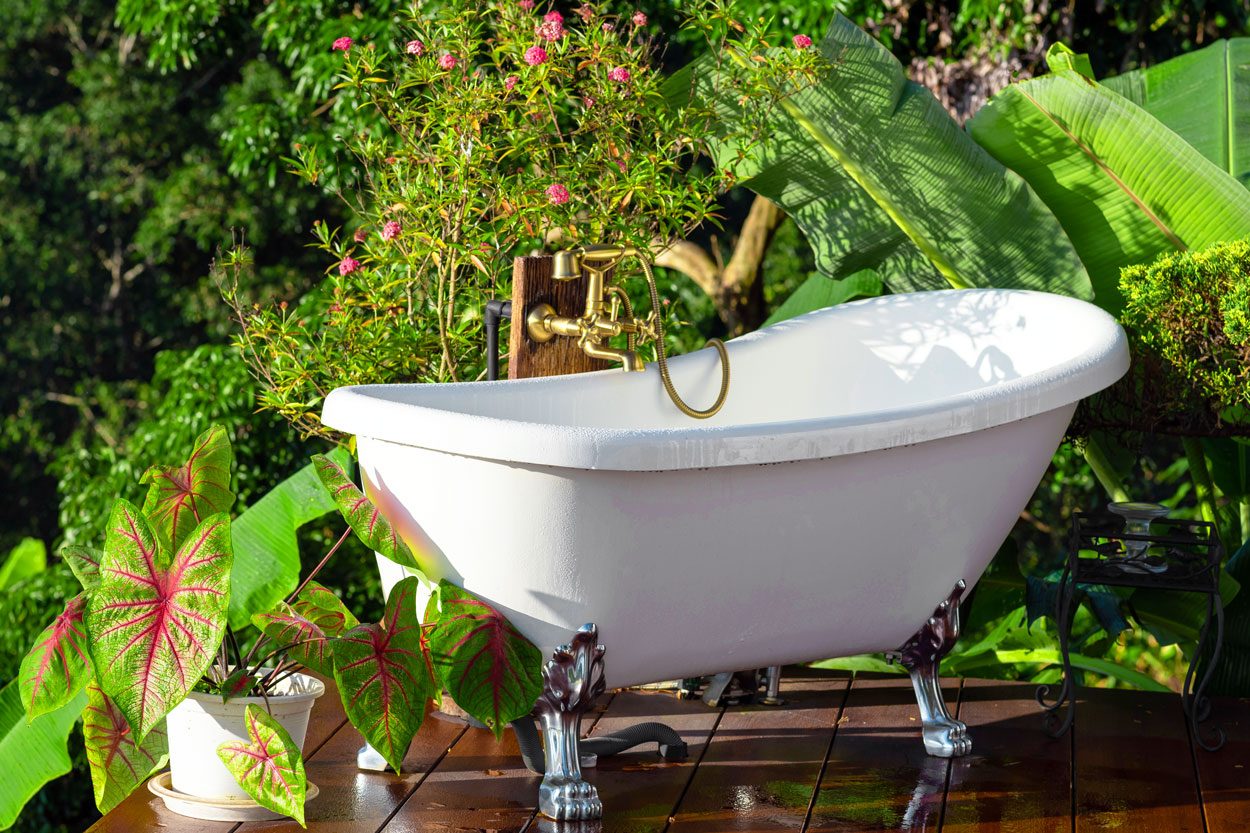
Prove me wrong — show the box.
[484,299,512,381]
[510,717,688,774]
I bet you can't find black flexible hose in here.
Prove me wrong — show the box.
[510,718,689,773]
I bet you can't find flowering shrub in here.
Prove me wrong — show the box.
[220,0,815,438]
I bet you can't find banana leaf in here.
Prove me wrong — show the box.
[228,447,352,629]
[969,43,1250,314]
[1103,39,1250,187]
[1207,538,1250,696]
[665,14,1093,299]
[762,269,882,326]
[0,682,87,829]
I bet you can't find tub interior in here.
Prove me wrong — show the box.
[348,289,1114,431]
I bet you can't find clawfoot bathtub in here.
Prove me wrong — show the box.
[322,288,1128,817]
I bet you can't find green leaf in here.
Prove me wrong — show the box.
[810,655,902,675]
[331,576,434,772]
[1204,437,1250,501]
[0,680,87,829]
[0,538,46,591]
[19,593,92,721]
[87,502,232,740]
[253,583,358,676]
[1103,39,1250,187]
[140,424,235,553]
[1132,569,1241,647]
[217,705,308,827]
[668,14,1093,299]
[228,448,351,630]
[962,647,1170,691]
[762,269,882,327]
[969,42,1250,314]
[426,581,543,739]
[61,545,102,591]
[83,680,168,814]
[312,453,421,571]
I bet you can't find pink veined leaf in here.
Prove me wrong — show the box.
[295,581,360,637]
[61,545,103,590]
[425,581,543,738]
[19,593,92,720]
[253,582,360,677]
[217,704,309,827]
[83,680,168,814]
[330,576,434,772]
[220,668,258,700]
[311,454,420,570]
[86,500,233,740]
[141,424,235,553]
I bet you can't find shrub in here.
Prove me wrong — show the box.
[1072,238,1250,439]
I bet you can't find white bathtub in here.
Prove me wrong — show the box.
[322,289,1128,689]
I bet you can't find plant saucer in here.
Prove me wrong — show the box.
[147,772,318,822]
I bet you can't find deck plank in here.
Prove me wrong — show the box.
[940,678,1071,833]
[805,675,957,833]
[1192,695,1250,833]
[1074,686,1204,833]
[664,669,850,833]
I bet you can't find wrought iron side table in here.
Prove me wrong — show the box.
[1038,505,1226,750]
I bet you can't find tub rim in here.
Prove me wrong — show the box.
[321,289,1129,471]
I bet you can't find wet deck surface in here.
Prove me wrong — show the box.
[90,669,1250,833]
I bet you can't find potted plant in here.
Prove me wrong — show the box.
[18,425,542,825]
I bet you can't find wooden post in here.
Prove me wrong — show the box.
[507,255,612,380]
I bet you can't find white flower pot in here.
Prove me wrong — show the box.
[165,672,325,800]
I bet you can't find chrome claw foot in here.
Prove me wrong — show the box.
[897,580,972,758]
[535,623,607,821]
[357,742,390,772]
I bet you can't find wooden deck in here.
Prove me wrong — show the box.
[90,669,1250,833]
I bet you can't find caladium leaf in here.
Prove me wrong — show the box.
[312,454,420,570]
[331,576,434,772]
[87,501,233,740]
[19,594,92,721]
[141,424,235,553]
[217,705,309,826]
[61,545,102,590]
[83,680,168,814]
[253,582,359,676]
[426,581,543,738]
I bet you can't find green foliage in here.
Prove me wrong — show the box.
[222,0,814,437]
[0,540,46,592]
[672,14,1094,300]
[1119,239,1250,422]
[0,684,88,831]
[969,43,1250,314]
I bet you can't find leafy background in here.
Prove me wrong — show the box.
[3,1,1249,831]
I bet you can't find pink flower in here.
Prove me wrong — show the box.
[381,220,401,241]
[338,256,361,275]
[439,53,457,70]
[353,228,368,243]
[792,34,813,49]
[524,45,548,66]
[519,0,535,8]
[615,158,626,172]
[332,36,353,52]
[329,303,343,313]
[545,183,570,205]
[406,39,424,56]
[583,95,595,108]
[602,22,615,32]
[536,10,565,40]
[607,66,630,83]
[504,74,520,91]
[631,11,647,26]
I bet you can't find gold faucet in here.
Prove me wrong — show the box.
[525,243,656,373]
[525,243,731,419]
